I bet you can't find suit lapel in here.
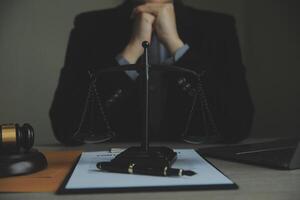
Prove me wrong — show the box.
[174,0,191,45]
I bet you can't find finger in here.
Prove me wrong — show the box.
[134,3,162,16]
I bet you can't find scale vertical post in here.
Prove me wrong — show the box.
[141,41,150,152]
[108,41,177,169]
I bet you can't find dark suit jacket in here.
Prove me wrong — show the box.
[49,1,254,145]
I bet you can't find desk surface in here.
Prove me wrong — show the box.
[1,140,300,200]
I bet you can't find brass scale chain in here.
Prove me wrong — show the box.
[73,70,220,143]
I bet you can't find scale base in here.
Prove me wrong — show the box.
[0,149,47,177]
[111,146,177,167]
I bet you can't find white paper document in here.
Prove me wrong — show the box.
[65,149,235,190]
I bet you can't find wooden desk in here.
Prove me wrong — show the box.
[0,142,299,200]
[0,150,81,192]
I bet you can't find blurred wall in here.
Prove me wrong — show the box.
[0,0,299,144]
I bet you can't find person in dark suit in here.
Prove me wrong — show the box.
[49,0,254,145]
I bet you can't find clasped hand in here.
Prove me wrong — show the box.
[121,2,184,64]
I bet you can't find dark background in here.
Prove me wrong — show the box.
[0,0,299,144]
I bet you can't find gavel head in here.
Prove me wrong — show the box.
[0,123,34,153]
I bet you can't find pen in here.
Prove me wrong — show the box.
[96,162,196,177]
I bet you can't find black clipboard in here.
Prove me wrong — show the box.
[57,150,238,194]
